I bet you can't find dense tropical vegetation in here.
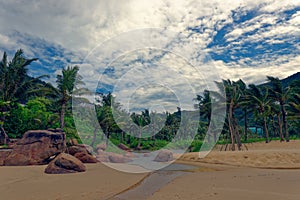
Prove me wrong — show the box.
[0,49,299,151]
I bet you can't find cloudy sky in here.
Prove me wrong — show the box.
[0,0,299,112]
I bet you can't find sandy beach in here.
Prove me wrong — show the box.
[1,140,300,200]
[0,164,147,200]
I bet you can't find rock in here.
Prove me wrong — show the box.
[96,143,107,151]
[67,145,89,156]
[108,153,132,163]
[45,153,86,174]
[118,143,131,151]
[0,149,12,166]
[96,150,132,163]
[96,151,110,163]
[77,144,94,155]
[154,149,174,162]
[124,152,137,158]
[143,153,151,157]
[69,138,79,146]
[4,130,66,166]
[74,152,97,163]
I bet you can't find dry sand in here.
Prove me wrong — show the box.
[178,140,300,169]
[150,140,300,200]
[1,140,300,200]
[0,163,147,200]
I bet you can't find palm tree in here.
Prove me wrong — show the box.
[223,79,245,151]
[56,66,84,129]
[0,49,39,144]
[194,90,213,141]
[247,84,273,143]
[267,76,290,142]
[131,109,151,149]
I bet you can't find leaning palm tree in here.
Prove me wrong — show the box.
[223,79,245,151]
[267,76,290,142]
[247,84,273,143]
[194,90,213,141]
[0,49,41,144]
[56,66,84,129]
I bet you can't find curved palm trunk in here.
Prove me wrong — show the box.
[263,116,269,143]
[137,127,142,149]
[277,113,284,142]
[91,127,98,147]
[228,103,235,151]
[0,126,9,145]
[280,103,289,142]
[60,102,66,129]
[234,118,242,150]
[244,108,249,142]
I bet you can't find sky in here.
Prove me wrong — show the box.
[0,0,299,112]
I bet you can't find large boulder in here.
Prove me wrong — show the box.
[67,145,89,156]
[4,129,66,166]
[0,149,12,166]
[96,143,107,151]
[45,153,86,174]
[74,152,97,163]
[96,150,132,163]
[108,153,132,163]
[154,149,174,162]
[118,143,131,152]
[96,150,110,162]
[67,145,97,163]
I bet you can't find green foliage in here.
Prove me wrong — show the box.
[3,98,58,138]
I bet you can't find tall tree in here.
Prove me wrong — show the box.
[267,76,290,142]
[131,109,151,149]
[56,66,84,129]
[247,84,273,143]
[0,50,38,144]
[223,79,245,151]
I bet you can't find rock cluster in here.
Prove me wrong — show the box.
[1,129,66,166]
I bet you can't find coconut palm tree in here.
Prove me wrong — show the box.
[131,109,151,149]
[194,90,213,141]
[247,84,273,143]
[0,49,41,144]
[223,79,245,150]
[55,66,84,129]
[267,76,290,142]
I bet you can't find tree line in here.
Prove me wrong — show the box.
[0,50,299,151]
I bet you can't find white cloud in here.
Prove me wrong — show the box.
[0,0,299,111]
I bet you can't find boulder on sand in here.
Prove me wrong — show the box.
[67,144,97,163]
[154,149,174,162]
[118,143,131,151]
[45,153,86,174]
[96,143,107,151]
[74,152,97,163]
[4,129,66,166]
[67,145,89,156]
[96,150,132,163]
[108,153,132,163]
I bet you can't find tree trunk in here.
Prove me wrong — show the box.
[235,123,242,151]
[244,108,248,142]
[228,103,235,151]
[263,117,269,143]
[0,126,9,145]
[90,127,98,147]
[137,128,142,149]
[60,102,66,129]
[120,131,124,143]
[277,114,284,142]
[280,103,289,142]
[152,135,156,146]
